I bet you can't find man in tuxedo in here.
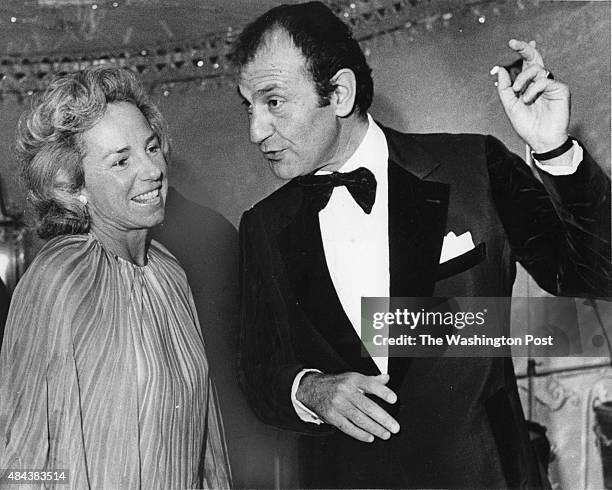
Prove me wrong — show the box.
[233,2,611,488]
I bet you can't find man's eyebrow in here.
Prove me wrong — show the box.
[254,84,280,98]
[237,83,283,102]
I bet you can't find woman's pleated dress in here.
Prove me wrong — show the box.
[0,233,231,489]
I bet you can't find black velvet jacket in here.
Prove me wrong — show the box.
[238,127,611,488]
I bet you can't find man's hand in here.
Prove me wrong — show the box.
[296,371,400,443]
[491,39,570,154]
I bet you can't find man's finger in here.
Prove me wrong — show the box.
[509,39,537,62]
[490,65,516,110]
[356,394,400,434]
[520,77,551,104]
[360,375,398,404]
[344,403,392,440]
[512,64,549,93]
[509,39,544,66]
[334,415,376,443]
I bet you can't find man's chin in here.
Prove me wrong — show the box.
[268,159,300,180]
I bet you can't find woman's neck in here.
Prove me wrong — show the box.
[90,223,149,266]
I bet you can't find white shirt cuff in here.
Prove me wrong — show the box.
[291,368,324,424]
[532,140,583,176]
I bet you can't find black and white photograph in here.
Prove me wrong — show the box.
[0,0,610,488]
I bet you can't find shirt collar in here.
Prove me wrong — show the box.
[316,114,388,183]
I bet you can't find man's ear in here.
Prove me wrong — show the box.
[330,68,357,118]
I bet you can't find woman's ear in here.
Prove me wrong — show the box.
[330,68,358,118]
[77,186,90,205]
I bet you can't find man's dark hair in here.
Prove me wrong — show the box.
[231,1,373,118]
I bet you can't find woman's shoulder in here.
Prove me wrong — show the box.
[149,239,186,272]
[16,234,102,295]
[36,233,92,256]
[27,234,96,275]
[7,235,103,332]
[20,235,190,293]
[148,239,192,291]
[149,238,174,260]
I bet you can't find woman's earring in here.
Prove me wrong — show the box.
[78,195,88,205]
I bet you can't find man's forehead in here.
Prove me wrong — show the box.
[247,29,305,69]
[261,27,292,47]
[238,32,310,88]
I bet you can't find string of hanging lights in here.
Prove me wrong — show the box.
[0,0,545,101]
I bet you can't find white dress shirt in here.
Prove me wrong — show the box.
[291,115,582,423]
[320,115,390,374]
[291,115,389,423]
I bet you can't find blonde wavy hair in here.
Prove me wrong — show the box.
[15,65,170,238]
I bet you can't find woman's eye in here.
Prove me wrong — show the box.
[147,144,161,154]
[112,158,128,168]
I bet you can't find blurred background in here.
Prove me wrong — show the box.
[0,1,609,488]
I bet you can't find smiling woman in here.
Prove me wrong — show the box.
[0,66,231,489]
[79,101,168,264]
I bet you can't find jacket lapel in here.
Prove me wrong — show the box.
[387,160,449,297]
[384,126,450,393]
[275,127,451,385]
[277,191,380,375]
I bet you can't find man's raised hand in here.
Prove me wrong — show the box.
[491,39,570,154]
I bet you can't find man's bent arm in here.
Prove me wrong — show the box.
[486,135,611,297]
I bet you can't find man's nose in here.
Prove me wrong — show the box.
[249,110,273,145]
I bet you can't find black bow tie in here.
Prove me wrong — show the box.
[296,167,377,214]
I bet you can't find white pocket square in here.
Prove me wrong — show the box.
[439,231,475,264]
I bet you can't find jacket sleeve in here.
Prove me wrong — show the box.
[238,207,331,434]
[485,135,611,297]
